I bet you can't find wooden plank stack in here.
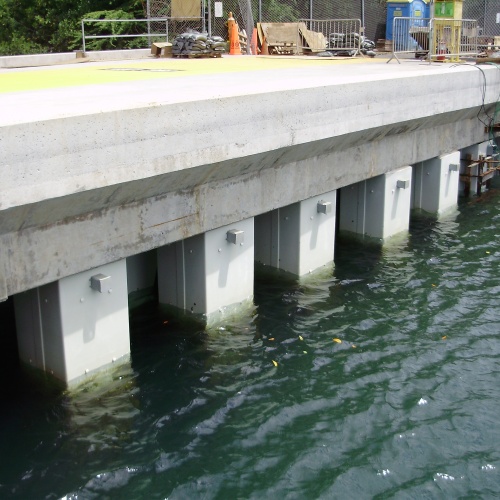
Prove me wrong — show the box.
[256,22,326,55]
[376,39,393,52]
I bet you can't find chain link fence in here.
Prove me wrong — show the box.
[208,0,387,42]
[463,0,500,42]
[145,1,498,48]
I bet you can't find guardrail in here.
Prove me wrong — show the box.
[298,19,362,56]
[387,17,431,63]
[81,17,203,53]
[429,18,478,62]
[388,16,479,63]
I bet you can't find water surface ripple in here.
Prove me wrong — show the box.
[1,193,500,499]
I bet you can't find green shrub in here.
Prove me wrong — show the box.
[81,9,146,51]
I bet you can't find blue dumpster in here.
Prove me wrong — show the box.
[386,0,430,40]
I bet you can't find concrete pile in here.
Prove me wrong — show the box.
[172,32,226,57]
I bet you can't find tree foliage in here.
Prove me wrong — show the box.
[260,0,300,23]
[0,0,145,55]
[1,0,310,56]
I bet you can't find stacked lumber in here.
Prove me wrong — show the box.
[298,23,327,54]
[239,29,248,54]
[256,22,327,55]
[172,32,226,58]
[376,39,393,52]
[257,23,298,55]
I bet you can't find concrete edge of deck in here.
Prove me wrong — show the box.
[0,49,152,68]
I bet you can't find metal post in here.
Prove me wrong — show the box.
[484,0,487,33]
[259,0,262,23]
[246,0,253,54]
[208,0,212,36]
[310,0,313,20]
[81,20,86,52]
[146,0,151,45]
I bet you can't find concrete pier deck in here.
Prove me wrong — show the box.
[1,55,499,299]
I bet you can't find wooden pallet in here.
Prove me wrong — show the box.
[376,39,393,52]
[269,43,297,55]
[257,23,300,55]
[460,154,500,196]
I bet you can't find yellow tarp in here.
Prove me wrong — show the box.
[171,0,200,19]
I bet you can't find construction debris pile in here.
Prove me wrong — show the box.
[327,33,376,57]
[255,22,377,57]
[172,32,226,58]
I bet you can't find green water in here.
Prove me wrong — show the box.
[1,191,500,499]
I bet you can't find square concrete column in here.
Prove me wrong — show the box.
[254,190,337,276]
[126,250,157,294]
[339,167,412,240]
[412,151,460,215]
[14,259,130,385]
[157,218,254,318]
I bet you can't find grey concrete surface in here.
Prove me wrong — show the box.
[1,57,499,299]
[0,49,151,68]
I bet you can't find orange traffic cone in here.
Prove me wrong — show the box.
[227,12,236,40]
[229,23,242,55]
[261,38,269,55]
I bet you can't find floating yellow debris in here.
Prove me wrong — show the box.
[303,350,308,354]
[299,335,304,341]
[269,337,275,341]
[486,251,490,254]
[272,360,278,367]
[352,345,357,348]
[432,284,436,287]
[442,336,447,340]
[333,338,342,344]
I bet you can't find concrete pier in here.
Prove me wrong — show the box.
[2,59,498,301]
[338,167,413,240]
[255,191,337,276]
[157,219,254,320]
[1,56,499,383]
[126,250,157,299]
[412,151,461,215]
[14,260,130,384]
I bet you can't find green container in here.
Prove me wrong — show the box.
[434,0,462,19]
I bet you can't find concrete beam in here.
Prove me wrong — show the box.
[0,117,491,298]
[1,63,499,298]
[0,49,151,68]
[2,66,498,213]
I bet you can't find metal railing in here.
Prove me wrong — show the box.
[298,19,362,56]
[81,17,202,52]
[388,16,479,64]
[387,17,431,63]
[428,18,479,62]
